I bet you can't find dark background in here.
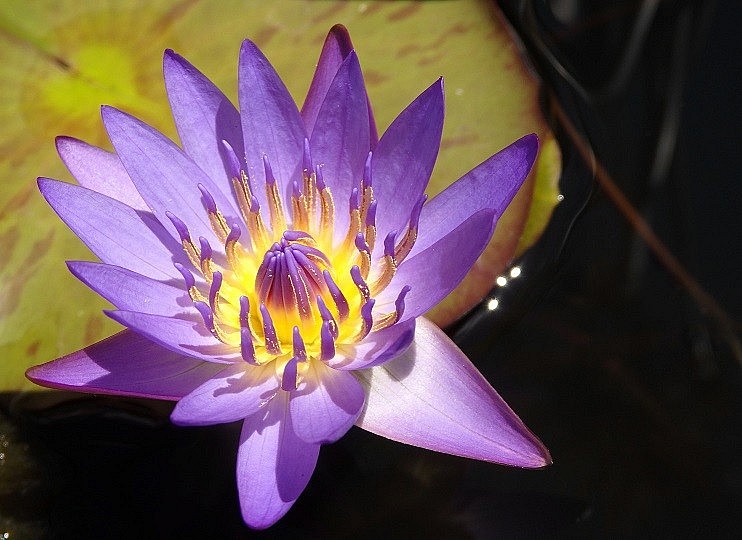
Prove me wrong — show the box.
[2,0,740,537]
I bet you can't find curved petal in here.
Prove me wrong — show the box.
[237,393,320,529]
[238,39,306,206]
[380,209,496,323]
[356,317,551,468]
[289,361,364,444]
[164,49,244,192]
[67,261,193,317]
[25,330,222,400]
[302,24,377,145]
[329,318,416,371]
[106,310,240,363]
[413,134,538,256]
[171,363,279,426]
[102,106,240,246]
[55,136,147,211]
[38,178,186,281]
[309,51,369,236]
[371,79,444,257]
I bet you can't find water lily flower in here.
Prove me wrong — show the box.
[26,26,550,529]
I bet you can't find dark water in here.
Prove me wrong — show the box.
[2,1,740,537]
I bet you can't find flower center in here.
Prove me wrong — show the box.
[256,231,332,340]
[168,139,420,389]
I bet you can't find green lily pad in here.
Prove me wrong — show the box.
[0,0,560,392]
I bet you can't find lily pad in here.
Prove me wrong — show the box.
[0,0,560,392]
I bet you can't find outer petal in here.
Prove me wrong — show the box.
[55,136,148,211]
[25,330,221,400]
[371,79,444,256]
[163,49,244,191]
[106,310,240,363]
[412,134,538,256]
[328,318,416,371]
[67,261,192,317]
[380,209,496,323]
[289,361,365,444]
[309,51,369,236]
[356,317,551,468]
[301,24,377,145]
[171,363,279,426]
[38,178,186,281]
[238,40,306,205]
[237,393,320,529]
[102,106,240,246]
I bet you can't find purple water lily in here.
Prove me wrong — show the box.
[27,25,550,528]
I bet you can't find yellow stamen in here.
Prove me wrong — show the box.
[319,187,335,242]
[267,181,287,234]
[181,239,201,270]
[369,254,397,296]
[394,227,417,263]
[208,210,230,243]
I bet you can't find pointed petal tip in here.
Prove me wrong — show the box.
[24,362,78,394]
[239,38,259,57]
[426,76,444,99]
[24,360,75,392]
[99,104,122,127]
[325,24,354,56]
[54,135,73,152]
[509,437,552,469]
[25,364,45,385]
[510,132,540,184]
[163,48,193,71]
[64,259,80,276]
[100,104,133,124]
[162,48,182,69]
[25,362,81,394]
[328,23,350,38]
[36,176,50,191]
[241,503,292,530]
[518,132,540,161]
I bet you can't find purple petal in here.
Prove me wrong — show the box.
[237,393,320,529]
[289,361,365,444]
[101,106,240,247]
[106,310,240,363]
[163,49,245,191]
[238,40,306,207]
[328,319,416,371]
[38,178,186,281]
[25,330,222,400]
[356,317,551,468]
[413,134,538,256]
[67,261,193,316]
[379,210,496,323]
[302,24,378,145]
[171,363,279,426]
[55,136,147,211]
[309,51,369,236]
[371,79,444,257]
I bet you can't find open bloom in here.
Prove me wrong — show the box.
[27,26,550,528]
